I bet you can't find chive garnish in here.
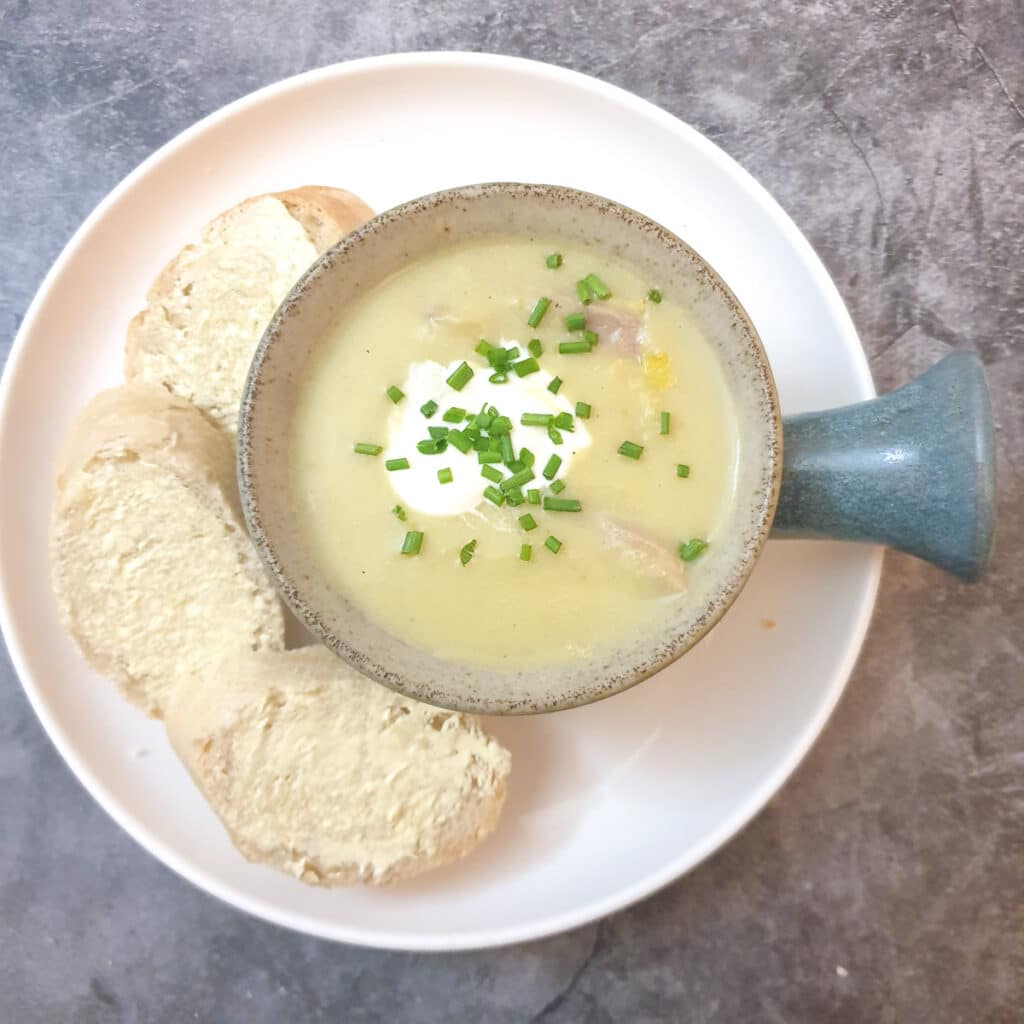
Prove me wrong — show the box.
[547,376,563,394]
[576,279,592,305]
[547,424,564,445]
[416,438,447,455]
[520,544,533,561]
[679,538,709,562]
[472,436,489,452]
[565,311,586,332]
[584,330,598,346]
[549,479,566,494]
[519,447,535,467]
[447,429,473,453]
[446,361,474,391]
[521,412,553,427]
[488,436,503,452]
[648,288,662,303]
[501,468,536,492]
[386,385,405,404]
[528,338,543,358]
[618,441,644,460]
[527,297,551,327]
[575,402,591,419]
[543,497,582,512]
[488,416,513,435]
[475,339,493,357]
[513,357,540,377]
[481,464,504,483]
[500,434,515,466]
[420,399,438,418]
[527,488,541,505]
[519,513,538,532]
[478,450,501,465]
[553,411,574,431]
[584,273,611,299]
[542,454,562,480]
[545,535,563,554]
[677,464,691,478]
[508,460,525,474]
[473,410,493,431]
[559,340,592,354]
[353,442,383,456]
[660,411,670,435]
[385,457,410,471]
[392,505,407,521]
[483,485,505,507]
[460,539,477,566]
[428,425,449,440]
[442,406,467,423]
[489,371,509,384]
[506,488,526,507]
[437,467,453,484]
[400,531,423,555]
[545,253,562,268]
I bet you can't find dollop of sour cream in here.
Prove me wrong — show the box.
[384,358,591,516]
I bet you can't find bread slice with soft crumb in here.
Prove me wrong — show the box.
[49,384,285,717]
[166,647,511,886]
[124,186,374,434]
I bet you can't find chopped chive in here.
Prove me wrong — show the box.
[386,385,405,404]
[583,330,598,346]
[487,404,500,417]
[528,338,543,358]
[392,504,407,521]
[353,442,383,456]
[527,297,551,327]
[518,513,538,532]
[489,415,513,435]
[575,402,591,419]
[559,340,592,354]
[521,412,553,427]
[677,464,691,478]
[547,424,564,445]
[417,438,448,455]
[481,464,504,483]
[446,429,472,454]
[443,406,467,423]
[543,497,582,512]
[475,339,494,357]
[565,311,586,332]
[483,485,505,507]
[400,531,423,555]
[520,544,533,561]
[553,411,574,431]
[679,538,709,562]
[428,425,449,440]
[473,411,493,431]
[508,460,526,474]
[500,433,516,466]
[489,371,509,384]
[584,273,611,299]
[460,539,477,566]
[478,451,502,465]
[545,253,562,269]
[618,440,644,460]
[446,361,474,391]
[385,457,410,471]
[547,376,563,394]
[545,535,563,554]
[648,288,662,303]
[501,468,535,492]
[527,488,541,505]
[488,435,503,452]
[549,479,566,494]
[506,488,525,507]
[465,426,481,443]
[519,447,535,467]
[542,454,562,480]
[576,279,592,305]
[420,399,438,418]
[660,411,671,435]
[472,435,489,452]
[513,357,540,377]
[437,467,453,484]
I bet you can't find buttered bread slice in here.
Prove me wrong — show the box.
[166,647,512,886]
[125,186,374,434]
[49,385,285,717]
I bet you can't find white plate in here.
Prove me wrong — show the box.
[0,53,881,950]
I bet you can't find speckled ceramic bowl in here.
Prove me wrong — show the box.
[238,183,781,714]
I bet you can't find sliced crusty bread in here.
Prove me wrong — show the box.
[124,186,374,434]
[166,647,511,886]
[50,384,285,717]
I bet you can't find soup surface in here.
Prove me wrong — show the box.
[292,237,740,668]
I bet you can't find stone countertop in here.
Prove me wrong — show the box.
[0,2,1020,1021]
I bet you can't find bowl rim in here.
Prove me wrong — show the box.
[238,181,783,714]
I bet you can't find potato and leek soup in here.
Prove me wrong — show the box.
[292,238,740,668]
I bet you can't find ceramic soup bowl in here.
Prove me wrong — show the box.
[239,184,994,714]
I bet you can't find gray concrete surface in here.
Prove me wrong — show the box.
[1,1,1021,1021]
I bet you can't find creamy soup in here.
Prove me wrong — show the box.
[292,238,740,668]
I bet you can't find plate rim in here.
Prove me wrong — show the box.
[0,51,883,951]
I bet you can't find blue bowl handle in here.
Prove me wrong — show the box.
[771,351,995,580]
